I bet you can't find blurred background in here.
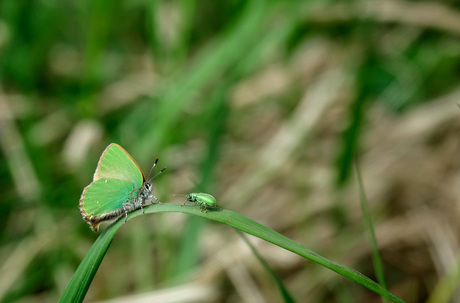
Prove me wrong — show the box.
[1,0,460,302]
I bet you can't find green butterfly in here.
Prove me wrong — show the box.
[79,143,166,231]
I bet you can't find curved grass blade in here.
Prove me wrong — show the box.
[61,203,405,303]
[59,221,123,302]
[239,232,296,303]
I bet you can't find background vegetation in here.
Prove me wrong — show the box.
[1,0,460,302]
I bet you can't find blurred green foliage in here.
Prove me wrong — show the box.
[1,0,460,302]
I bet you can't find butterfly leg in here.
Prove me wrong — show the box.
[151,195,163,205]
[123,205,128,223]
[135,191,146,214]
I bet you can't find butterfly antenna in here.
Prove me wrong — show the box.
[146,158,158,180]
[146,158,166,183]
[151,167,166,181]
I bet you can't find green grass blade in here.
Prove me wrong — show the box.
[239,232,297,303]
[61,203,405,302]
[59,222,122,303]
[354,160,388,303]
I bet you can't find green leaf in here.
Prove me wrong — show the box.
[60,203,405,303]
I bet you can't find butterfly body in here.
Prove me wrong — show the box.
[79,143,165,231]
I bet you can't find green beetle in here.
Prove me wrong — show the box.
[182,193,217,213]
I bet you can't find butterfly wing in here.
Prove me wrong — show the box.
[79,178,137,217]
[93,143,144,189]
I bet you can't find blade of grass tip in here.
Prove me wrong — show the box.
[62,204,405,302]
[354,159,388,303]
[146,204,404,302]
[59,219,124,303]
[238,232,296,303]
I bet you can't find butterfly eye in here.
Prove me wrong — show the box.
[144,183,153,191]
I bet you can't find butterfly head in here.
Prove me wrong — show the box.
[144,182,153,194]
[140,158,166,204]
